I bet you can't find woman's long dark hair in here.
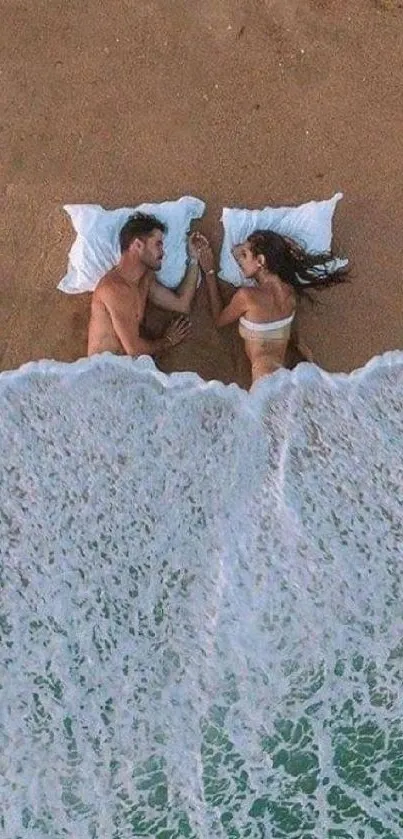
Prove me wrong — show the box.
[247,230,348,291]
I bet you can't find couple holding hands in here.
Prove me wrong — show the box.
[88,212,346,384]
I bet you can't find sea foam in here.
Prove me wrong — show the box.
[1,354,402,838]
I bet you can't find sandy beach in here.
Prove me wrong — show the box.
[1,0,402,386]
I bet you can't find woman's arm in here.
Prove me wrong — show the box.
[205,271,248,327]
[197,236,248,327]
[204,269,222,323]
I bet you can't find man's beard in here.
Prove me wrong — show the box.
[143,253,162,271]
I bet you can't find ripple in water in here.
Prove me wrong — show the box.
[1,354,403,838]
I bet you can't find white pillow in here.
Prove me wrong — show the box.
[58,196,205,293]
[219,192,344,286]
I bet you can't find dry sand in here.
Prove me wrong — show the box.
[1,0,402,388]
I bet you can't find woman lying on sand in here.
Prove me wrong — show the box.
[193,231,347,385]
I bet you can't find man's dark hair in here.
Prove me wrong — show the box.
[119,213,167,252]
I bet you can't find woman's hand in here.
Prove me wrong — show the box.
[197,236,215,274]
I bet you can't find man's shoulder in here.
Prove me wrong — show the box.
[93,270,126,300]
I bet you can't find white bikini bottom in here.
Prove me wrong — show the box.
[239,313,295,342]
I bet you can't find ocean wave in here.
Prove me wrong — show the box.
[1,353,402,838]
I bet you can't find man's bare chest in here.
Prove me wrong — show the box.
[124,277,150,322]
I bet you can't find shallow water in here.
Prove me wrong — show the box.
[1,354,402,839]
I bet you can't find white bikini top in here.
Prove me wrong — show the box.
[239,312,295,332]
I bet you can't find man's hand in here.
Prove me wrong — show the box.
[188,232,201,262]
[165,316,192,347]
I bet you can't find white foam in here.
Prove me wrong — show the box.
[1,353,403,838]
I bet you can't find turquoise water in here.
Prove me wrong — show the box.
[1,355,402,838]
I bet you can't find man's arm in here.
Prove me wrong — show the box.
[148,262,199,314]
[100,284,188,357]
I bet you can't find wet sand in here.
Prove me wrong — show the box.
[1,0,402,387]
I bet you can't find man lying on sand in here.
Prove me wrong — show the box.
[88,212,200,357]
